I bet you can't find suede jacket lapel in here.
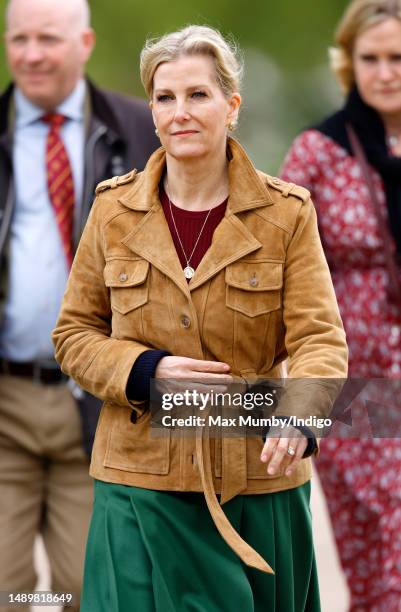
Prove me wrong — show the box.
[118,138,274,294]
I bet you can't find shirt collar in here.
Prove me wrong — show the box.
[15,78,86,128]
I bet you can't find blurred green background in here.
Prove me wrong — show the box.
[0,0,349,172]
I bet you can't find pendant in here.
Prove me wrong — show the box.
[183,266,195,279]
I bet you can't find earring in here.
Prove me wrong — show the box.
[228,121,237,132]
[155,127,160,137]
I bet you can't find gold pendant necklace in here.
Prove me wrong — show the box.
[166,185,213,280]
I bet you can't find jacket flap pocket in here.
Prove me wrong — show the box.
[104,259,149,314]
[104,259,149,288]
[104,412,170,475]
[225,261,283,291]
[225,262,283,317]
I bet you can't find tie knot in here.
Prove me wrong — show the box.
[42,112,66,128]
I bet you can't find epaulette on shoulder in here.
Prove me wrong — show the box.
[95,169,138,195]
[265,176,310,203]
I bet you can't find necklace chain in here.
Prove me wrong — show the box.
[166,184,213,279]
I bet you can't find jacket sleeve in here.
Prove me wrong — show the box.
[276,196,348,433]
[52,196,151,411]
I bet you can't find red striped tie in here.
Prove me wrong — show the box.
[42,113,74,268]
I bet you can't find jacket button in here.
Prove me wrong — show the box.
[119,273,128,282]
[180,315,191,329]
[249,276,259,287]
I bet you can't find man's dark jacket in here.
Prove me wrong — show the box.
[0,79,159,455]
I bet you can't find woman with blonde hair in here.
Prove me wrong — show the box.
[53,25,347,611]
[281,0,401,608]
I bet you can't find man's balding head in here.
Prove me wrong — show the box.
[6,0,91,32]
[4,0,95,110]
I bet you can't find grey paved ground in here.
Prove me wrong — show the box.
[311,467,349,612]
[32,470,349,612]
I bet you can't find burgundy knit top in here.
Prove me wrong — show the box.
[160,186,227,273]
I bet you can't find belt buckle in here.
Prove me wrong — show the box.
[0,358,10,375]
[32,361,44,384]
[33,358,60,384]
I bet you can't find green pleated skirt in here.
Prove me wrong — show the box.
[81,480,320,612]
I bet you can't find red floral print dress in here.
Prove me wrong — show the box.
[281,129,401,611]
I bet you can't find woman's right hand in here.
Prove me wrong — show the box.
[154,356,233,400]
[155,356,232,382]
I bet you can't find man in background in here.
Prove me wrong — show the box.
[0,0,159,608]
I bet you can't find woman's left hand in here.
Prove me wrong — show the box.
[260,425,308,477]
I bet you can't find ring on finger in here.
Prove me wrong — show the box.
[287,445,296,457]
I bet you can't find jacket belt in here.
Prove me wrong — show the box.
[195,420,274,575]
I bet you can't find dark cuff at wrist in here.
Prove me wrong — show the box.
[126,350,171,402]
[297,426,318,458]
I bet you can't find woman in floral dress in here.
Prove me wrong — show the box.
[281,1,401,609]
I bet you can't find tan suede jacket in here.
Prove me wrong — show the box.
[53,138,348,573]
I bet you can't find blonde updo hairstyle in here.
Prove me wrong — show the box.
[140,25,243,100]
[330,0,401,93]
